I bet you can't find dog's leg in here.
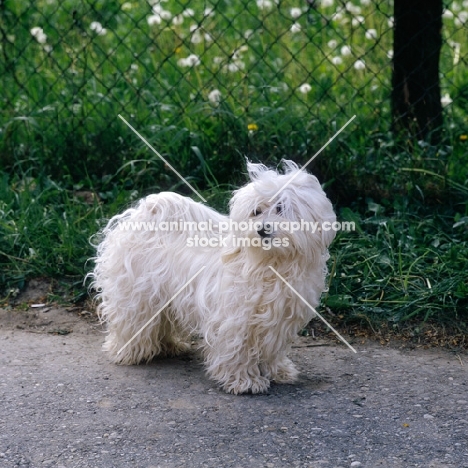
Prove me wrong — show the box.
[261,356,300,384]
[209,359,271,395]
[204,333,271,394]
[158,314,192,357]
[102,305,166,365]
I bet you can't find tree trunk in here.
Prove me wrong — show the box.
[391,0,443,142]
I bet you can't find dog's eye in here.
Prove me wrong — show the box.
[252,208,262,216]
[276,203,283,215]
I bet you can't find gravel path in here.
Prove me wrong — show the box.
[0,306,467,468]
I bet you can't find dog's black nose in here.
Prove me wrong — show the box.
[257,223,272,238]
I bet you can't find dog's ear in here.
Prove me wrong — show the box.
[281,159,300,174]
[246,160,269,181]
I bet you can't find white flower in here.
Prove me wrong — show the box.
[244,29,254,39]
[186,54,201,67]
[327,39,337,49]
[340,45,352,56]
[331,11,343,22]
[387,50,394,59]
[450,41,461,65]
[208,89,222,104]
[321,0,334,7]
[387,16,394,27]
[122,2,132,11]
[290,7,302,19]
[147,15,161,25]
[454,11,468,26]
[331,56,343,65]
[172,14,184,25]
[151,4,162,13]
[345,2,361,14]
[227,61,245,72]
[182,8,195,17]
[232,45,248,61]
[130,63,139,71]
[353,59,365,70]
[36,32,47,43]
[90,21,107,36]
[298,83,312,94]
[30,26,42,36]
[351,15,365,27]
[442,9,454,19]
[189,27,212,44]
[30,27,47,44]
[150,5,172,21]
[441,93,453,107]
[257,0,273,10]
[360,0,371,5]
[152,5,169,17]
[177,54,201,67]
[365,29,377,40]
[191,30,202,44]
[290,22,301,33]
[204,7,214,17]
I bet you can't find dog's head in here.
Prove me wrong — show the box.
[224,160,336,264]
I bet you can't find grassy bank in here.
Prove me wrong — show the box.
[1,162,467,331]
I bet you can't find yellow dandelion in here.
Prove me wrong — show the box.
[460,134,467,142]
[248,123,258,131]
[175,47,182,54]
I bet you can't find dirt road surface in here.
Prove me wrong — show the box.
[1,306,467,468]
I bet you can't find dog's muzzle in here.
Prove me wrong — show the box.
[257,222,273,238]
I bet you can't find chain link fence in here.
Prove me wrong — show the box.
[0,0,466,186]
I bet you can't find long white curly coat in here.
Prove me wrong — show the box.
[89,160,336,394]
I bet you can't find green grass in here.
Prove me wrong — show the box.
[327,201,468,326]
[0,0,467,330]
[0,173,102,301]
[1,170,467,331]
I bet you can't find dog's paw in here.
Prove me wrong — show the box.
[273,367,299,384]
[268,358,300,383]
[161,340,192,357]
[223,375,270,395]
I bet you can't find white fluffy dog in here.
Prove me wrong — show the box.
[90,160,336,394]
